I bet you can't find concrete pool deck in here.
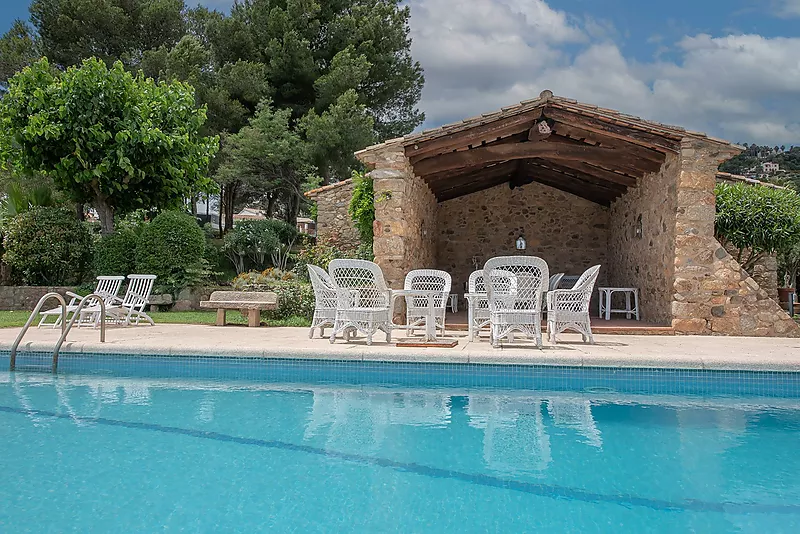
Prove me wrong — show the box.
[2,324,800,371]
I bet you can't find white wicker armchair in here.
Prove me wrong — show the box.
[547,265,601,344]
[307,264,337,339]
[328,259,392,345]
[484,256,549,348]
[403,269,451,336]
[465,270,490,342]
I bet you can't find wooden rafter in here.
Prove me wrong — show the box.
[413,142,619,177]
[406,108,543,164]
[436,172,515,202]
[543,106,681,152]
[523,159,628,193]
[550,122,665,164]
[523,166,618,206]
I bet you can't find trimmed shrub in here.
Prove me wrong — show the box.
[135,211,205,288]
[94,228,138,276]
[2,206,93,285]
[715,182,800,271]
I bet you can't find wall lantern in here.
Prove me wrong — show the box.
[516,235,527,250]
[635,214,643,239]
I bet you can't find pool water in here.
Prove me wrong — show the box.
[1,370,800,533]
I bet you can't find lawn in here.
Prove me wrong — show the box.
[0,310,310,328]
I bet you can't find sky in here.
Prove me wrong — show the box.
[2,0,800,145]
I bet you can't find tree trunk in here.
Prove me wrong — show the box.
[94,197,115,234]
[222,183,237,232]
[75,202,85,222]
[190,195,198,216]
[265,192,277,218]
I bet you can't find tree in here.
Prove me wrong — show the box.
[215,100,314,226]
[0,20,39,91]
[0,57,218,233]
[715,183,800,271]
[30,0,186,70]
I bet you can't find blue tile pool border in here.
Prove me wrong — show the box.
[2,350,800,398]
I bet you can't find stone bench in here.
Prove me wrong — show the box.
[199,291,278,327]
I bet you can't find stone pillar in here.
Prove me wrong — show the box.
[360,143,438,290]
[672,139,799,336]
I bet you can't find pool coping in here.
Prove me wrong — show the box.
[3,328,800,373]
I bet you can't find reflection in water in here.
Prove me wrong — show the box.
[10,372,799,483]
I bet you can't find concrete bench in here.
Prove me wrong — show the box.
[199,291,278,327]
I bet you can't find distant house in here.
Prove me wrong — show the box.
[233,207,266,221]
[297,217,316,236]
[762,162,780,174]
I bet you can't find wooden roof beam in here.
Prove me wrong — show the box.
[550,122,665,164]
[523,160,628,192]
[543,106,681,153]
[406,108,543,164]
[413,142,621,177]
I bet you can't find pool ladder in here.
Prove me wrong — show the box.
[9,292,106,373]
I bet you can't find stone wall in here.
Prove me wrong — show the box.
[607,154,679,323]
[307,180,360,252]
[437,181,610,294]
[0,286,76,311]
[368,144,438,289]
[672,139,799,336]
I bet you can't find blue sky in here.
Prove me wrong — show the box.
[3,0,799,144]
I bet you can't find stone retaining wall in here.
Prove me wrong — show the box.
[0,286,76,310]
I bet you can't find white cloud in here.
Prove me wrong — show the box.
[408,0,800,145]
[775,0,800,17]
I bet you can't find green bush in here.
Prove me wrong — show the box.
[222,219,285,273]
[264,282,315,321]
[292,237,355,281]
[262,219,299,245]
[2,206,93,285]
[94,229,138,276]
[231,268,313,321]
[715,183,800,271]
[349,172,374,247]
[135,211,205,290]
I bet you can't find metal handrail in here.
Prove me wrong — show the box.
[9,292,106,373]
[52,293,106,373]
[10,293,66,371]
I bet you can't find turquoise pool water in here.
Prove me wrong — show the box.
[1,363,800,532]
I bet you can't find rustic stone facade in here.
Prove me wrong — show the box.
[437,181,609,294]
[307,180,360,252]
[671,139,799,336]
[607,154,679,323]
[368,144,438,289]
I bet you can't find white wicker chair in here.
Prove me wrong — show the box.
[404,269,451,336]
[81,274,157,327]
[328,259,392,345]
[547,265,601,344]
[465,269,490,342]
[307,264,337,339]
[549,273,565,292]
[38,275,125,328]
[484,256,549,348]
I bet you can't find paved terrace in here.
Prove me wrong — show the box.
[2,325,800,371]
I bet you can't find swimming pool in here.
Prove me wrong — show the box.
[1,354,800,532]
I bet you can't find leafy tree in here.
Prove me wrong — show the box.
[29,0,186,69]
[715,183,800,271]
[0,57,219,233]
[215,100,314,227]
[0,20,39,91]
